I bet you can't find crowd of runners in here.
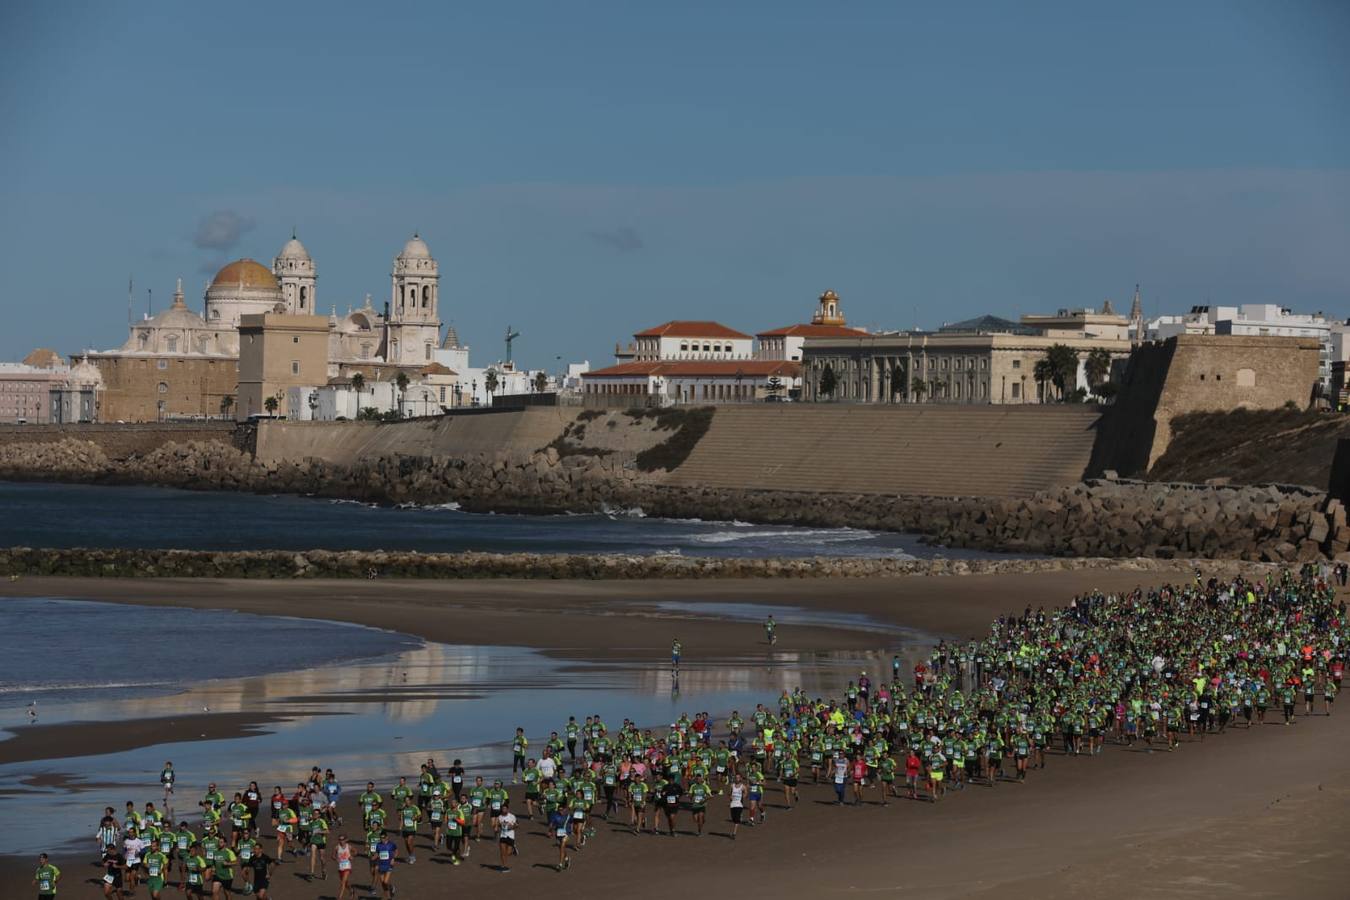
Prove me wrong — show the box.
[41,565,1348,898]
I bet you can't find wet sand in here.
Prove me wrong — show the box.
[1,566,1347,898]
[0,712,339,766]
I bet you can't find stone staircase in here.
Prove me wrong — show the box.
[666,405,1102,498]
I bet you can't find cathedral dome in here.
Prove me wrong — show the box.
[276,236,311,261]
[211,259,279,290]
[399,233,431,259]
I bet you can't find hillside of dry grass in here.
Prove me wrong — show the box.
[1148,409,1350,488]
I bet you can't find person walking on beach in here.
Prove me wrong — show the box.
[764,615,777,646]
[671,638,682,672]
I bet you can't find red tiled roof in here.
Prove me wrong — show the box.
[756,323,867,338]
[633,321,752,340]
[583,360,801,378]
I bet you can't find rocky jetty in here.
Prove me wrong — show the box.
[0,546,1267,581]
[0,438,1345,562]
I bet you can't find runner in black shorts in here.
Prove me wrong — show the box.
[245,851,273,900]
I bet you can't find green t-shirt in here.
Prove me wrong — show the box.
[400,806,420,830]
[184,856,206,887]
[143,851,169,881]
[214,847,237,881]
[35,863,60,894]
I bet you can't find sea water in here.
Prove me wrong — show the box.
[0,598,420,710]
[0,481,995,559]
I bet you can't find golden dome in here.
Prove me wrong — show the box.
[210,258,279,290]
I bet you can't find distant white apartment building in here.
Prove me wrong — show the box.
[1148,304,1337,392]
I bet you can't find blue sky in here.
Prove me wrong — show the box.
[2,1,1347,368]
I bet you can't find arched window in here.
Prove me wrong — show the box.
[422,285,430,308]
[299,286,307,310]
[157,382,168,394]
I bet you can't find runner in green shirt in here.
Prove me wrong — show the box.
[143,848,170,899]
[211,845,237,899]
[397,799,421,863]
[357,784,382,830]
[34,854,60,899]
[309,815,329,879]
[182,846,208,898]
[688,775,710,836]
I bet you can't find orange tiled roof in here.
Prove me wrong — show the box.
[755,323,867,338]
[633,321,752,340]
[584,360,801,378]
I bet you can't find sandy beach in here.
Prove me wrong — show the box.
[1,565,1347,899]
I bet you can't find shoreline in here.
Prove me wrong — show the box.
[3,568,1347,898]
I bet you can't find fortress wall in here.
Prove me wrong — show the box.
[666,405,1102,499]
[1090,335,1321,477]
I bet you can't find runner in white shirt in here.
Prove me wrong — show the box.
[123,830,147,894]
[496,803,517,873]
[538,755,557,781]
[728,775,746,840]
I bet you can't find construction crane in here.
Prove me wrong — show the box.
[505,325,521,363]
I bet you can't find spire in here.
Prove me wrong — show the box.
[172,277,186,309]
[1129,284,1143,322]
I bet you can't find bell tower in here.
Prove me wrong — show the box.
[812,290,847,327]
[387,233,441,365]
[273,231,317,314]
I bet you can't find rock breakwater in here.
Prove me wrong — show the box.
[0,546,1266,581]
[0,438,1345,562]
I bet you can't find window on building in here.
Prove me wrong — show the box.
[1012,359,1021,369]
[292,336,299,344]
[157,359,168,370]
[157,382,168,393]
[1011,382,1021,399]
[680,343,688,352]
[425,343,432,361]
[166,336,178,353]
[291,361,300,376]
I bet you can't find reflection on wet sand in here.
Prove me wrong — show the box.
[0,607,936,855]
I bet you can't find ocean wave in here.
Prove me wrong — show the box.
[691,528,878,544]
[601,505,647,519]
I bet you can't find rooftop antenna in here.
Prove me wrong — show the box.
[505,325,521,363]
[128,275,133,326]
[147,287,152,319]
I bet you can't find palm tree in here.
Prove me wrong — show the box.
[818,364,838,400]
[219,395,234,418]
[912,379,927,402]
[485,368,500,402]
[395,371,410,418]
[263,395,279,415]
[1033,357,1054,402]
[350,372,365,418]
[891,367,908,400]
[1084,347,1111,390]
[1044,344,1079,399]
[533,370,549,393]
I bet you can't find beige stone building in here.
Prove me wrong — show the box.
[85,232,448,421]
[236,314,330,419]
[801,308,1133,404]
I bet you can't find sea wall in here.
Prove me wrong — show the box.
[0,546,1270,581]
[1,437,1346,562]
